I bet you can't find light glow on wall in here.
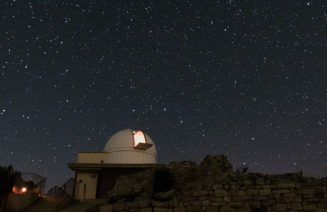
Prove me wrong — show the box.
[21,187,27,193]
[12,186,18,193]
[12,186,28,194]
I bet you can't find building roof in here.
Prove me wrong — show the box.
[71,129,157,165]
[68,162,158,171]
[104,129,156,153]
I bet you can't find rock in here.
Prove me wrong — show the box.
[300,188,315,195]
[255,178,265,185]
[259,189,271,195]
[317,201,327,209]
[203,206,219,212]
[241,203,251,212]
[303,204,316,210]
[272,189,289,194]
[152,201,169,207]
[276,183,296,189]
[96,154,327,212]
[174,207,185,212]
[153,207,173,212]
[220,206,231,212]
[247,189,258,195]
[200,155,233,175]
[272,203,287,211]
[262,199,275,206]
[99,204,113,212]
[291,202,303,210]
[141,208,152,212]
[229,201,243,208]
[153,190,175,201]
[108,169,153,202]
[214,190,227,197]
[201,200,211,206]
[212,184,223,190]
[113,202,125,211]
[237,191,247,196]
[185,206,202,212]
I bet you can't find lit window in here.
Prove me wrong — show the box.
[133,130,146,146]
[133,130,153,150]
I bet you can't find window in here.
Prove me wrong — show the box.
[133,130,146,146]
[133,130,153,150]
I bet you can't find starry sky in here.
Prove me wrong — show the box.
[0,1,326,190]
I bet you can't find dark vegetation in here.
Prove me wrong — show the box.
[0,165,17,195]
[236,166,249,174]
[0,165,21,211]
[153,167,175,193]
[107,192,139,203]
[25,180,36,190]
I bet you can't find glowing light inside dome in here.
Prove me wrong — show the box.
[133,130,146,147]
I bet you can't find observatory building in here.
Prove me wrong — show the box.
[68,129,157,200]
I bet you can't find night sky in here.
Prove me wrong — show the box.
[1,1,326,190]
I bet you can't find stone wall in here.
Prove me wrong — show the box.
[100,155,327,212]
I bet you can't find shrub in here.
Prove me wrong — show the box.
[107,192,138,203]
[153,167,175,193]
[0,165,17,196]
[236,166,249,174]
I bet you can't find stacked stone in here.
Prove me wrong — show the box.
[100,155,327,212]
[178,172,327,211]
[108,169,154,202]
[199,155,233,176]
[166,161,199,183]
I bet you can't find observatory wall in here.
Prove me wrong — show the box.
[77,152,108,163]
[74,172,98,200]
[106,150,156,164]
[99,155,327,212]
[104,129,157,164]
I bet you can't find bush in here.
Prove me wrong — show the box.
[0,165,17,196]
[153,167,175,193]
[236,166,249,174]
[107,192,138,203]
[25,181,36,190]
[0,165,21,211]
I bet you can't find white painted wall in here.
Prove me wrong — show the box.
[106,150,156,164]
[74,172,98,200]
[77,152,108,163]
[104,129,157,164]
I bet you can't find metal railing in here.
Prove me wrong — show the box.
[21,172,47,194]
[47,178,74,198]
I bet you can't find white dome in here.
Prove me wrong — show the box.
[104,129,157,164]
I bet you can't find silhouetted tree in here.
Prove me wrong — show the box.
[0,165,21,211]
